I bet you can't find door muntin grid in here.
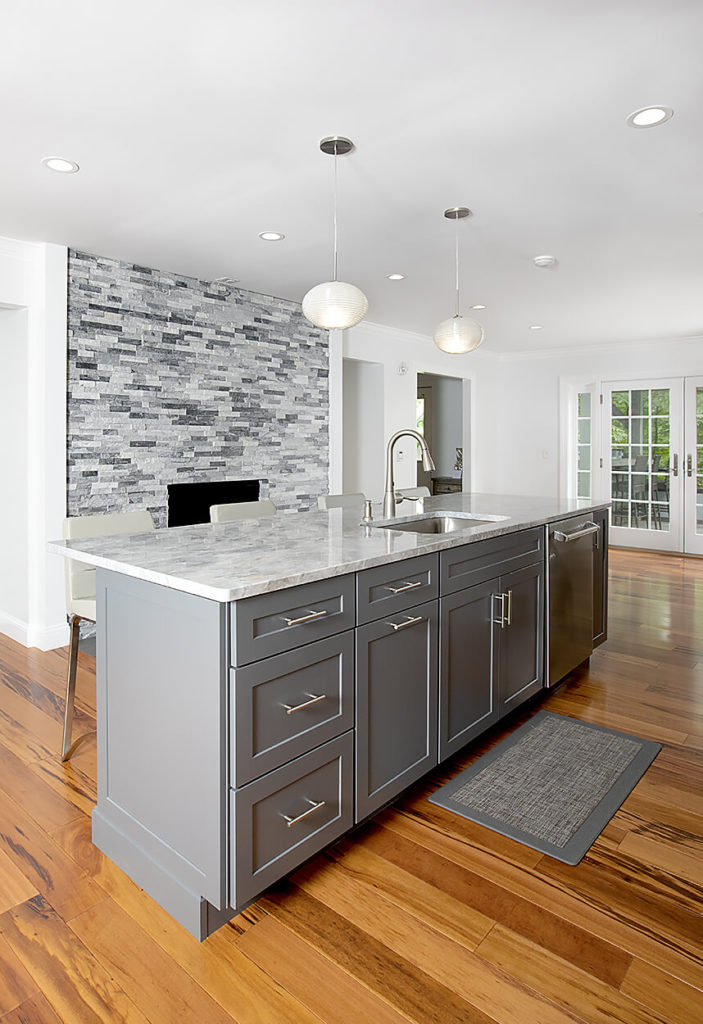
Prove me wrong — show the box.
[610,387,671,531]
[696,386,703,534]
[577,392,592,499]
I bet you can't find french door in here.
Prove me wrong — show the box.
[603,377,701,554]
[684,376,703,555]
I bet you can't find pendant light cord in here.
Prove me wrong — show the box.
[333,147,338,282]
[455,216,460,317]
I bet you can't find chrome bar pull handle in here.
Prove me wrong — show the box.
[553,523,599,543]
[492,593,506,628]
[281,693,326,715]
[687,454,693,478]
[282,608,328,627]
[384,580,423,595]
[386,614,424,631]
[672,454,679,477]
[281,799,326,828]
[505,590,513,627]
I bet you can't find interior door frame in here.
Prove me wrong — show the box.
[416,385,434,490]
[602,377,684,553]
[684,376,703,556]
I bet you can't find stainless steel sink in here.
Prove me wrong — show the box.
[375,514,500,535]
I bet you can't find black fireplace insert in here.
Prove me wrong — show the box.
[167,479,260,527]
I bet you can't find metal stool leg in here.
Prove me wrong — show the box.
[62,614,81,761]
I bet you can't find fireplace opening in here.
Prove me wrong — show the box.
[167,479,260,527]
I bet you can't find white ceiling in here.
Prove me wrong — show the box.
[2,0,702,352]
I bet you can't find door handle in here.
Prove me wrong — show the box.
[687,454,693,478]
[492,593,506,628]
[672,454,679,477]
[505,590,512,627]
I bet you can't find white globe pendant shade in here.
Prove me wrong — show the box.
[302,280,368,330]
[433,314,484,354]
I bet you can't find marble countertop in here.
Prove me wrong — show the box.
[49,493,609,603]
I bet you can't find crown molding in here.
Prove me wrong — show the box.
[496,332,703,362]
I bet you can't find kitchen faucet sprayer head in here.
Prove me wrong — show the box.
[421,447,436,473]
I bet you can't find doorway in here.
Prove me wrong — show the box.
[602,376,702,554]
[416,373,464,495]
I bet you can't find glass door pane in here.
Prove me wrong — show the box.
[576,392,592,499]
[604,379,683,552]
[684,377,703,555]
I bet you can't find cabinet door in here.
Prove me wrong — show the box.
[355,599,438,821]
[439,580,500,761]
[592,508,609,647]
[498,561,544,715]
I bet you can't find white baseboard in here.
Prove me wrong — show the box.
[29,621,70,651]
[0,611,29,647]
[0,614,69,651]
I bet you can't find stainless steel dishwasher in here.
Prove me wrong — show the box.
[547,516,600,686]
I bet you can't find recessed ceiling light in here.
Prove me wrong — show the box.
[626,106,674,128]
[470,304,486,310]
[529,325,543,330]
[259,231,285,241]
[387,273,405,281]
[41,156,79,173]
[533,254,557,268]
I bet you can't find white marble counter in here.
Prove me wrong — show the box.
[49,493,609,603]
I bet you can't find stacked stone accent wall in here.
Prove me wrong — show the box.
[67,250,329,526]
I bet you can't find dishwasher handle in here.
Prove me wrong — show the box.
[552,522,599,545]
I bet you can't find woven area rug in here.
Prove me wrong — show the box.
[429,711,661,864]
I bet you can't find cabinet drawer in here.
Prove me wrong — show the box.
[440,526,544,596]
[231,632,354,786]
[356,553,439,625]
[231,574,355,666]
[231,732,353,909]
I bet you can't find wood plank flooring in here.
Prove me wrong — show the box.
[0,548,701,1023]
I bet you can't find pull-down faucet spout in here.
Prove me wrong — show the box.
[383,429,436,519]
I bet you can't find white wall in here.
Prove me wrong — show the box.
[343,358,385,500]
[330,321,488,496]
[475,336,703,498]
[0,308,29,629]
[0,237,67,650]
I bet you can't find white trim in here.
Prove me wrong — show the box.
[0,237,68,651]
[27,620,70,652]
[0,612,29,647]
[499,333,703,363]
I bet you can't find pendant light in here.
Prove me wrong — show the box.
[302,136,368,331]
[433,207,484,353]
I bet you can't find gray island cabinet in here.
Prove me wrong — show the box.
[51,493,609,939]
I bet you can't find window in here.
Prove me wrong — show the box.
[577,392,592,499]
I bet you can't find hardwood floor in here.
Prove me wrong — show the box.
[0,548,701,1023]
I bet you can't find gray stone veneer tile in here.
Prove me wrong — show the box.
[67,250,329,526]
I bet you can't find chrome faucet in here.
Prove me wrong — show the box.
[383,429,436,518]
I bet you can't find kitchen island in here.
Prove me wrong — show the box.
[50,493,609,939]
